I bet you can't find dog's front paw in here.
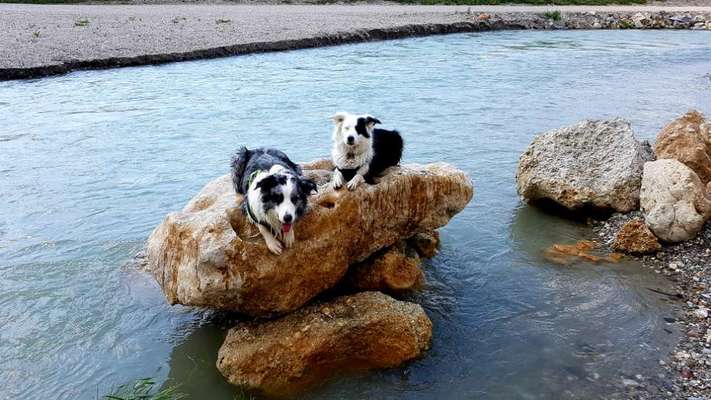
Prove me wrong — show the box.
[283,229,295,248]
[331,174,344,190]
[265,236,283,255]
[346,175,365,191]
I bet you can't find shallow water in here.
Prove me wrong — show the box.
[2,30,711,400]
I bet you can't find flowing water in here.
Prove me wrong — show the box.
[2,30,711,400]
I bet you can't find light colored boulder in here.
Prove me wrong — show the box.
[654,110,711,185]
[146,162,473,317]
[216,291,432,397]
[516,119,654,213]
[640,159,711,242]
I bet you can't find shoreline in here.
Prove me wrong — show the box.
[1,5,710,81]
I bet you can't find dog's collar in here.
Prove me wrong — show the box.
[244,200,280,238]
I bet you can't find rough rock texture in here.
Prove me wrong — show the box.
[216,291,432,397]
[146,161,473,316]
[516,119,654,213]
[640,159,711,243]
[612,218,662,254]
[408,231,440,259]
[348,241,424,292]
[655,110,711,185]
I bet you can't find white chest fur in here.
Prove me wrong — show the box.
[331,141,372,170]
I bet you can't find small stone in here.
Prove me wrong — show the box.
[612,218,662,254]
[694,308,709,319]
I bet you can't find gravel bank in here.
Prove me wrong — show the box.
[596,213,711,399]
[2,4,711,80]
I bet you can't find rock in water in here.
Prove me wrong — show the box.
[408,230,440,258]
[640,159,711,243]
[516,119,653,213]
[612,218,662,254]
[146,162,473,316]
[348,241,424,292]
[216,291,432,397]
[654,110,711,185]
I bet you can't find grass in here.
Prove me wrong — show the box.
[542,10,562,20]
[75,18,90,27]
[101,378,186,400]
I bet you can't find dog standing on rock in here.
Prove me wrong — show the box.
[231,147,317,255]
[330,112,404,190]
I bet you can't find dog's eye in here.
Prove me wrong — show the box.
[291,195,298,203]
[274,194,283,203]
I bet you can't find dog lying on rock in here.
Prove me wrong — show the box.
[330,112,404,190]
[231,147,317,255]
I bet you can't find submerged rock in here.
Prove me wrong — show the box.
[516,119,653,213]
[640,159,711,243]
[216,291,432,397]
[654,110,711,185]
[348,241,424,292]
[543,240,623,265]
[408,230,440,259]
[146,162,473,317]
[612,218,661,254]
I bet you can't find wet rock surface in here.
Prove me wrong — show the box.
[347,241,424,293]
[216,291,432,397]
[516,118,654,213]
[146,161,473,317]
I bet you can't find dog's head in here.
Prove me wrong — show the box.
[252,167,317,233]
[330,112,381,147]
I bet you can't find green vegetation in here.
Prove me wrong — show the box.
[542,10,562,20]
[75,18,90,27]
[101,378,186,400]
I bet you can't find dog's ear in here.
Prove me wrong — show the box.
[330,112,347,125]
[365,116,381,127]
[255,175,278,191]
[299,177,318,195]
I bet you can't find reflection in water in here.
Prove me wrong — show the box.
[2,30,709,399]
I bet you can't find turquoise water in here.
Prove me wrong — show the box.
[2,30,711,400]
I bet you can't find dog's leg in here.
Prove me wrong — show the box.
[283,228,295,248]
[331,169,345,189]
[347,165,369,191]
[258,225,283,255]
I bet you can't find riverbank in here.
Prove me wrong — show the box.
[1,4,711,80]
[596,215,711,399]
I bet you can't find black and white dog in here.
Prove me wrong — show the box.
[231,147,317,255]
[330,112,404,190]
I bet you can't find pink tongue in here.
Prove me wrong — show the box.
[282,223,292,233]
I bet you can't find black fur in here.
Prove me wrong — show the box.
[230,146,303,195]
[365,128,404,184]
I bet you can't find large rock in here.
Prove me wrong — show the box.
[516,119,654,213]
[612,218,661,254]
[216,291,432,397]
[347,241,424,292]
[640,159,711,242]
[146,162,473,316]
[654,110,711,185]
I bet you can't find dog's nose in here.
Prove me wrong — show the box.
[283,214,293,223]
[347,136,355,145]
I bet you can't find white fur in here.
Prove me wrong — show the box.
[330,112,376,190]
[246,164,299,254]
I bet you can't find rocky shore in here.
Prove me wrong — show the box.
[518,110,711,399]
[2,4,711,81]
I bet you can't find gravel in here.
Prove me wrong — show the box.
[596,213,711,399]
[2,4,711,79]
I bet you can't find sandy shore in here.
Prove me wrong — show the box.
[2,4,711,80]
